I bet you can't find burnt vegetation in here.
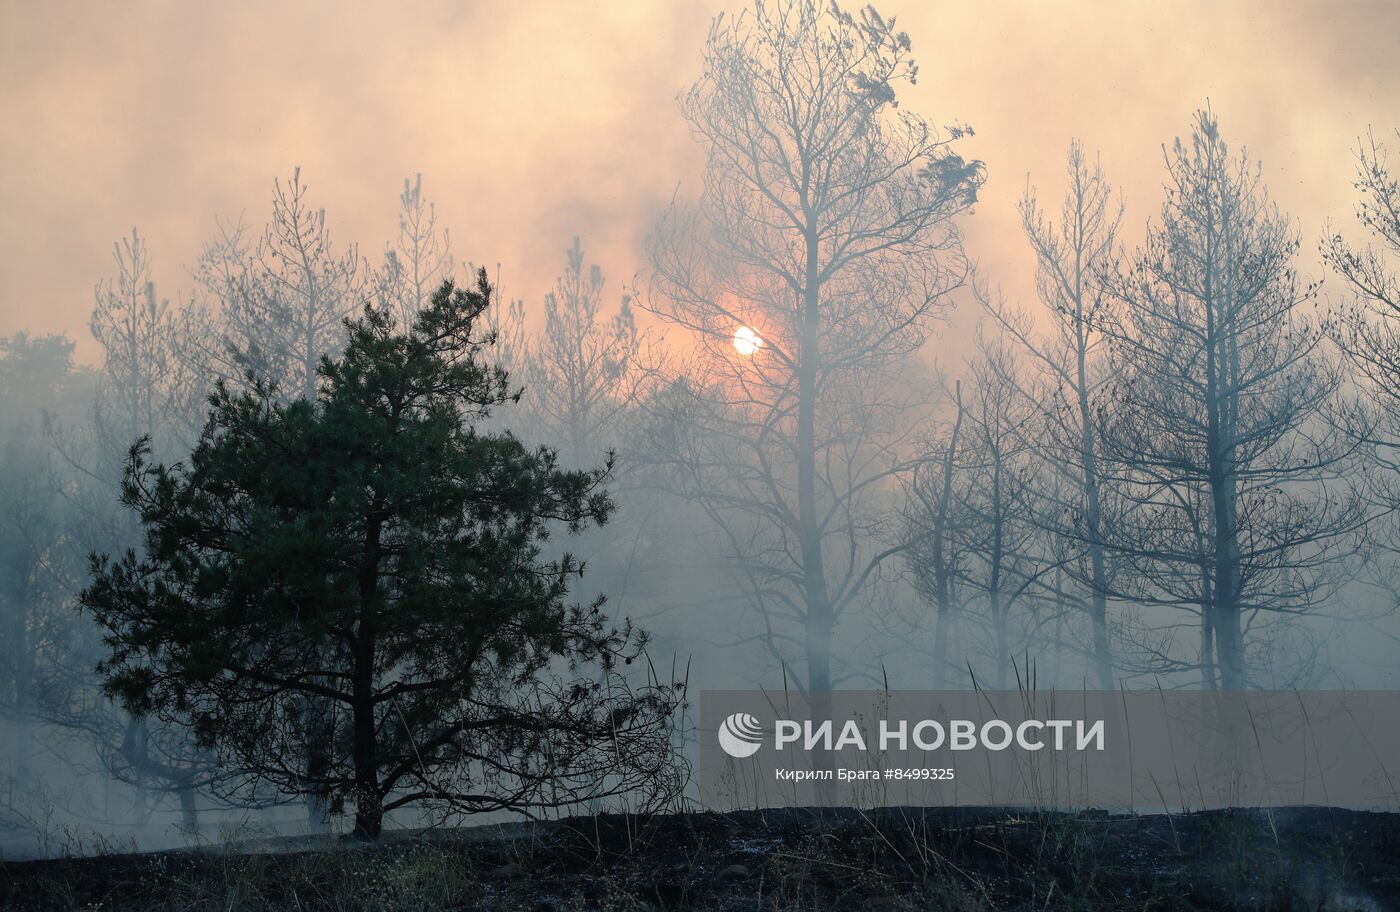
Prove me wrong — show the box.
[5,808,1399,910]
[2,0,1400,907]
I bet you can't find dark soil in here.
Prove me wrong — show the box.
[3,807,1398,910]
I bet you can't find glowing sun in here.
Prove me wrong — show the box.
[733,325,764,356]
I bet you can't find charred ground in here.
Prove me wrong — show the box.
[4,807,1398,910]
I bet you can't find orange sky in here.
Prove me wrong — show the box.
[2,0,1398,364]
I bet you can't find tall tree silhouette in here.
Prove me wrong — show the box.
[378,173,455,328]
[530,237,639,468]
[645,0,981,732]
[980,143,1122,688]
[82,275,681,839]
[1099,111,1362,689]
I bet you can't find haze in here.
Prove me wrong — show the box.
[4,0,1398,359]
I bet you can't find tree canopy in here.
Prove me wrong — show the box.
[81,274,681,838]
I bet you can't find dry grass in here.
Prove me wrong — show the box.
[3,807,1398,910]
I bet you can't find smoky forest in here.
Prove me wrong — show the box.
[2,1,1400,909]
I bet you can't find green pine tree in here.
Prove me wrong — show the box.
[81,272,681,839]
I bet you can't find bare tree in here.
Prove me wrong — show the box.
[0,335,89,787]
[1323,131,1400,595]
[644,0,981,721]
[22,233,232,833]
[189,168,367,402]
[981,143,1121,689]
[949,340,1055,690]
[1098,109,1363,690]
[901,380,966,688]
[480,268,528,386]
[901,337,1071,691]
[378,173,455,327]
[529,238,640,468]
[90,231,204,459]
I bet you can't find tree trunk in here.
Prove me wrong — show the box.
[993,594,1009,691]
[1213,584,1245,690]
[1207,459,1245,690]
[1205,338,1244,688]
[350,648,382,839]
[1075,320,1115,691]
[125,717,151,826]
[930,598,953,689]
[179,784,199,835]
[305,703,332,836]
[989,436,1006,690]
[1052,566,1066,688]
[352,506,384,839]
[930,383,963,690]
[799,230,836,800]
[1200,563,1218,690]
[1085,543,1114,689]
